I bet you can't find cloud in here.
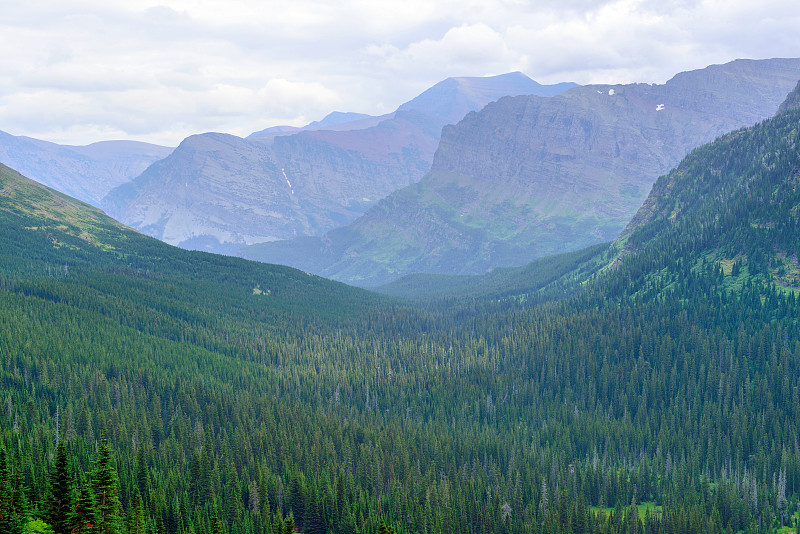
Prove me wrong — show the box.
[368,23,514,77]
[504,0,800,84]
[1,0,800,145]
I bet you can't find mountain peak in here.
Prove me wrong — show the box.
[396,72,578,128]
[240,58,800,286]
[307,111,374,128]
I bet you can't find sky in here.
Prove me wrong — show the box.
[1,0,800,147]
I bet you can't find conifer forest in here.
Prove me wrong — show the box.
[2,86,800,534]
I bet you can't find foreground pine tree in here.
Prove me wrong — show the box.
[93,439,122,534]
[0,443,24,534]
[73,479,99,534]
[46,441,74,534]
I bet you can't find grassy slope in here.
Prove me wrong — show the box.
[0,162,387,334]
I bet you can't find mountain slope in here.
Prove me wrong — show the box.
[0,161,381,319]
[103,73,576,253]
[242,58,800,286]
[0,131,172,205]
[5,108,800,534]
[375,242,614,302]
[609,79,800,298]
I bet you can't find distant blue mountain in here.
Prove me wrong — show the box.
[308,111,375,128]
[398,72,577,126]
[0,131,172,206]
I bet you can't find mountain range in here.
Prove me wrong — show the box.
[2,70,800,534]
[101,72,576,253]
[242,58,800,286]
[379,77,800,304]
[0,131,172,206]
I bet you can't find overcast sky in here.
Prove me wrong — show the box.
[2,0,800,146]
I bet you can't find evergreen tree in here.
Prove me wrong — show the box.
[377,518,396,534]
[134,446,149,502]
[46,440,74,534]
[93,438,122,534]
[283,512,296,534]
[128,492,145,534]
[210,511,223,534]
[73,480,99,534]
[0,443,24,534]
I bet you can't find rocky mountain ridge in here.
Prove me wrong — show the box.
[240,58,800,286]
[102,73,577,252]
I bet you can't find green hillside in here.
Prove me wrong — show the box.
[0,162,382,320]
[610,82,800,300]
[2,87,800,534]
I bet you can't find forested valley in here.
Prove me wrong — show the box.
[1,90,800,534]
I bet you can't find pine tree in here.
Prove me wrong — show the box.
[134,446,148,502]
[0,443,24,534]
[777,467,787,527]
[376,518,396,534]
[0,443,13,532]
[46,440,74,534]
[283,513,296,534]
[93,438,122,534]
[73,480,99,534]
[210,510,223,534]
[128,492,145,534]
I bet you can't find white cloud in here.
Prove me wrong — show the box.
[1,0,800,145]
[368,23,515,77]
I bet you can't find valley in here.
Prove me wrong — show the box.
[1,63,800,534]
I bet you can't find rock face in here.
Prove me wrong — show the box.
[240,58,800,286]
[102,73,577,252]
[0,132,172,206]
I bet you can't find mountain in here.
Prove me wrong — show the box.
[102,73,577,253]
[383,78,800,305]
[0,130,172,205]
[397,71,576,126]
[5,95,800,534]
[0,160,382,322]
[609,78,800,297]
[241,58,800,286]
[246,111,387,143]
[306,111,375,128]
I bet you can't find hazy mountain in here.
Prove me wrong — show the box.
[397,71,576,126]
[306,111,375,128]
[0,131,172,206]
[241,58,800,286]
[246,111,387,143]
[103,73,577,253]
[378,79,800,303]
